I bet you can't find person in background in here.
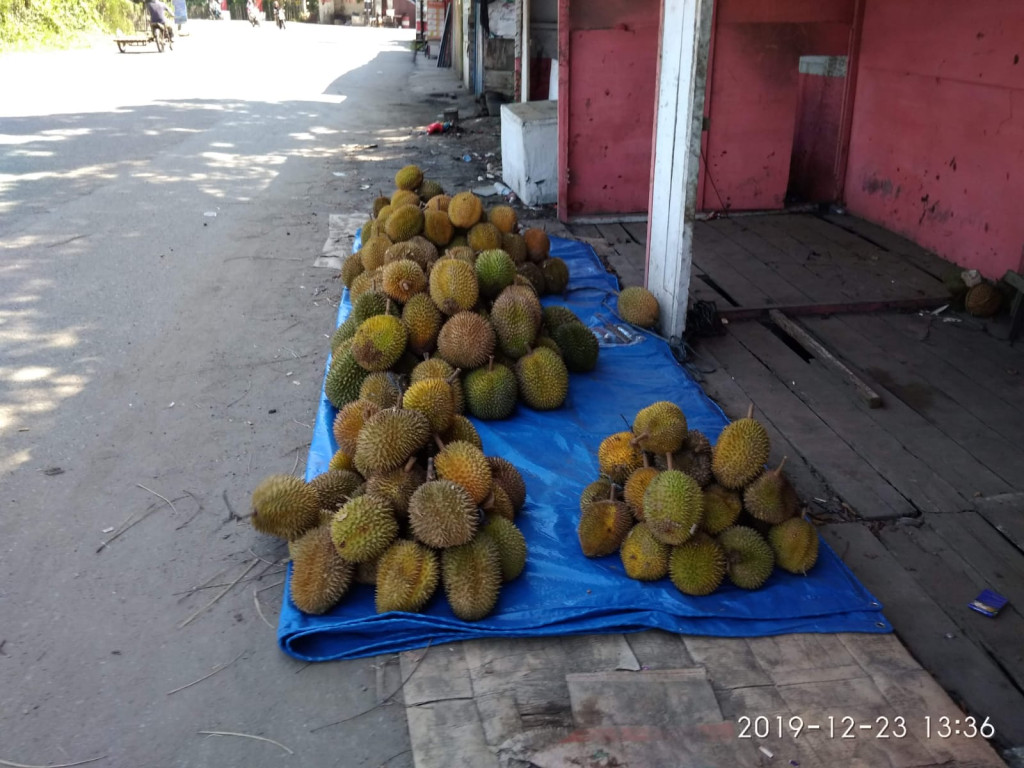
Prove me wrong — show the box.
[144,0,175,40]
[274,1,286,29]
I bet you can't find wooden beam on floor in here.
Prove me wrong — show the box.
[718,295,949,322]
[769,309,883,408]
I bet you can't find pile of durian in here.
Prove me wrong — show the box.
[329,165,600,422]
[250,431,529,620]
[579,402,819,595]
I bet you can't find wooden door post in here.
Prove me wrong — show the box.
[645,0,713,339]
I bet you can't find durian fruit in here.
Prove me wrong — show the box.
[402,376,456,434]
[444,414,483,449]
[598,432,644,485]
[437,311,496,370]
[372,195,391,217]
[718,526,775,589]
[534,334,562,356]
[467,222,503,253]
[375,539,439,613]
[450,234,470,250]
[488,205,518,234]
[542,305,583,334]
[669,534,726,596]
[486,485,516,521]
[352,290,400,324]
[408,478,479,548]
[515,347,569,411]
[382,259,427,304]
[385,205,425,242]
[541,258,569,295]
[502,232,527,265]
[702,483,743,535]
[411,358,465,414]
[324,346,370,410]
[395,165,424,191]
[768,517,819,575]
[333,399,380,455]
[579,477,613,514]
[552,323,599,373]
[349,268,383,303]
[711,405,771,490]
[623,465,659,519]
[491,285,542,358]
[617,286,660,328]
[480,514,527,581]
[391,189,420,209]
[517,262,546,294]
[351,313,408,372]
[429,258,480,316]
[743,457,799,524]
[425,194,452,213]
[417,179,444,201]
[354,408,431,476]
[487,456,527,512]
[448,192,484,229]
[464,357,518,420]
[359,372,401,408]
[578,486,633,557]
[475,249,517,299]
[385,239,431,272]
[365,462,426,518]
[330,494,399,563]
[424,209,454,247]
[632,401,687,455]
[309,469,364,511]
[673,430,713,487]
[442,534,502,621]
[642,470,704,546]
[402,293,443,356]
[408,235,439,265]
[251,474,322,540]
[620,522,670,581]
[374,539,439,613]
[444,245,476,264]
[330,317,359,352]
[360,236,392,271]
[376,205,394,225]
[341,254,364,288]
[329,449,355,473]
[523,228,550,263]
[290,524,355,614]
[965,283,1002,317]
[435,440,492,504]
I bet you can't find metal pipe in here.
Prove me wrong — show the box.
[521,0,531,101]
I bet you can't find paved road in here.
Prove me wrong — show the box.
[0,21,428,768]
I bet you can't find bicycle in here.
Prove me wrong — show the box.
[411,33,428,62]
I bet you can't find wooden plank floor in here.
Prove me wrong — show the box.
[568,212,1024,756]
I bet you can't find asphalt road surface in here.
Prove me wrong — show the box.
[0,20,432,768]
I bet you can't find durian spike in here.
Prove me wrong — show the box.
[666,452,675,471]
[404,456,418,473]
[433,434,447,452]
[746,403,755,420]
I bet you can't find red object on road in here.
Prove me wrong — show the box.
[426,122,444,134]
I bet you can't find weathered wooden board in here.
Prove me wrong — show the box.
[729,321,968,514]
[805,315,1024,487]
[566,669,722,729]
[621,219,648,245]
[974,492,1024,554]
[691,221,783,306]
[878,519,1024,692]
[682,636,772,691]
[820,522,1024,747]
[745,633,864,687]
[711,330,916,519]
[819,213,953,281]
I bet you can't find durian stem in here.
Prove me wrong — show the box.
[487,355,494,373]
[746,403,754,420]
[666,452,675,471]
[642,453,650,469]
[404,456,418,473]
[481,490,495,510]
[629,430,649,447]
[385,298,392,314]
[775,456,788,476]
[426,457,436,482]
[608,483,616,502]
[433,434,446,452]
[445,368,462,385]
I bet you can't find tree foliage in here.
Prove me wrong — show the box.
[1,0,137,50]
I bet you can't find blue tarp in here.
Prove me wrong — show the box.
[278,236,890,661]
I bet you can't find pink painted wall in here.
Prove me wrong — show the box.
[844,1,1024,278]
[699,0,854,211]
[788,68,846,203]
[558,0,659,220]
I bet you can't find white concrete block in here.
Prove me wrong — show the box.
[500,101,558,206]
